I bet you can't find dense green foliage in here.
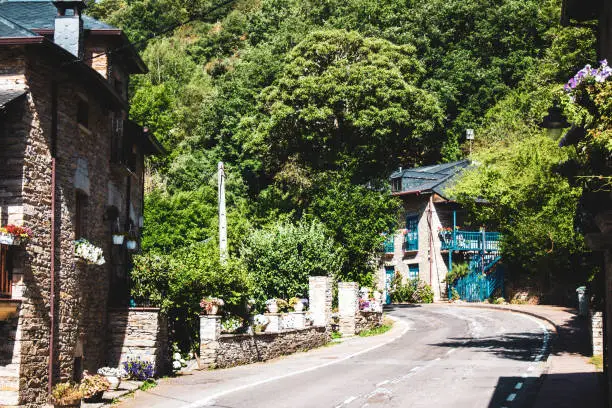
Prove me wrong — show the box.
[131,241,251,347]
[390,278,434,304]
[241,220,343,307]
[87,0,603,310]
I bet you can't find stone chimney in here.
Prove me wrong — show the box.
[52,1,86,59]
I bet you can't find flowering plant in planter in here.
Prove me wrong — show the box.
[123,358,155,381]
[0,224,33,245]
[265,298,278,313]
[97,367,126,390]
[49,382,83,407]
[79,371,110,402]
[288,297,304,312]
[74,238,105,265]
[199,297,224,315]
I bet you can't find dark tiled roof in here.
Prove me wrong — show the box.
[390,160,470,198]
[0,0,116,31]
[0,13,36,37]
[0,88,26,108]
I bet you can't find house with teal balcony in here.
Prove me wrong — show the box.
[379,160,503,303]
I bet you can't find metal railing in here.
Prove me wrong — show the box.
[440,230,501,252]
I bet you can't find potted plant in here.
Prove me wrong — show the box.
[126,238,138,250]
[265,298,278,313]
[49,382,82,408]
[97,367,126,390]
[289,297,304,312]
[112,232,126,245]
[200,297,224,315]
[79,371,110,402]
[74,238,105,265]
[0,224,33,246]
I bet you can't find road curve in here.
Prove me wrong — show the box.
[119,305,552,408]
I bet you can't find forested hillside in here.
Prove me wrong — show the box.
[87,0,599,339]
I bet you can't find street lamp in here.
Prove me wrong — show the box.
[540,103,569,139]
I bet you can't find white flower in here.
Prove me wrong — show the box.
[173,360,182,370]
[173,352,182,361]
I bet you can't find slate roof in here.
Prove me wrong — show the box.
[0,88,26,108]
[0,13,36,37]
[390,160,470,199]
[0,0,117,31]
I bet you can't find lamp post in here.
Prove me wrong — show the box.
[466,129,474,155]
[540,103,569,138]
[218,162,227,263]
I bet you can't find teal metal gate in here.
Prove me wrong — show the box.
[451,264,504,302]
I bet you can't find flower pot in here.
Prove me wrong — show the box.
[294,301,304,312]
[52,400,81,408]
[126,240,137,250]
[266,303,278,313]
[208,304,219,315]
[0,233,20,246]
[112,234,125,245]
[83,390,104,403]
[106,376,121,390]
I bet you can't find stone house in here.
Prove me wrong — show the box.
[0,1,164,406]
[561,1,612,406]
[377,160,502,302]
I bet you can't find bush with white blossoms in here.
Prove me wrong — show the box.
[97,367,127,378]
[171,344,187,372]
[253,314,269,326]
[74,238,105,265]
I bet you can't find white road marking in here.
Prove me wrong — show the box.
[376,380,389,386]
[343,396,357,404]
[410,366,421,372]
[506,393,517,402]
[515,382,523,390]
[446,348,457,355]
[180,319,412,408]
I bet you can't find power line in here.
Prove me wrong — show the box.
[63,0,238,68]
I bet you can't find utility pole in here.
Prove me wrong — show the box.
[466,128,474,155]
[218,162,227,262]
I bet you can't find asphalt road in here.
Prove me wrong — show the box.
[119,305,552,408]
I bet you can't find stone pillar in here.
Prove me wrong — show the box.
[200,315,221,368]
[309,276,333,328]
[338,282,358,336]
[591,310,604,356]
[265,313,281,332]
[291,312,306,330]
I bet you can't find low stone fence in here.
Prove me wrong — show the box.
[591,310,603,356]
[356,311,383,334]
[200,316,328,368]
[107,307,169,374]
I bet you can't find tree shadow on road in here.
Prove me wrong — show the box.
[431,331,547,361]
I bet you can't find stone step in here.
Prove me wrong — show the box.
[0,389,19,406]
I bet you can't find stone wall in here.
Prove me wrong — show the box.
[214,327,328,368]
[0,40,147,406]
[591,310,603,356]
[355,311,383,334]
[107,308,169,375]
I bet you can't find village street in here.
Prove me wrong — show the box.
[117,305,560,408]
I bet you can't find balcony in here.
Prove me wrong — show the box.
[404,233,418,252]
[440,230,501,252]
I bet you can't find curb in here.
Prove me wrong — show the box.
[449,303,560,334]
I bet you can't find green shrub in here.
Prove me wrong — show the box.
[240,220,343,310]
[445,263,470,285]
[390,279,434,304]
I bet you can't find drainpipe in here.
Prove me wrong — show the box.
[48,81,58,394]
[428,196,433,287]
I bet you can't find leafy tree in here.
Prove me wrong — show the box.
[251,29,443,182]
[131,241,251,348]
[240,220,343,307]
[450,133,589,300]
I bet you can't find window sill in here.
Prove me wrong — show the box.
[0,299,21,320]
[78,123,93,136]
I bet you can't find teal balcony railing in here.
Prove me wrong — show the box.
[440,230,501,252]
[383,237,395,253]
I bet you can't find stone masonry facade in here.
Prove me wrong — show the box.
[0,3,159,406]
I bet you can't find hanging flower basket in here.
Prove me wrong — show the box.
[126,240,137,250]
[112,234,125,245]
[74,239,105,265]
[0,225,32,246]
